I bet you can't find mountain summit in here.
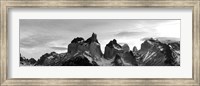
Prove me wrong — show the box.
[20,34,180,66]
[138,38,180,66]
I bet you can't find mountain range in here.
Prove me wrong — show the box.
[20,33,180,66]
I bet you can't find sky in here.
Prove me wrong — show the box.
[20,19,180,59]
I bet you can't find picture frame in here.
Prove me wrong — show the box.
[0,0,199,85]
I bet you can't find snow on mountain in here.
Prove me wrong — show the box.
[21,34,180,66]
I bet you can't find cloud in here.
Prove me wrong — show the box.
[50,47,67,50]
[20,34,59,48]
[20,19,110,33]
[115,31,145,37]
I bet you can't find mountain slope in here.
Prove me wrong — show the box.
[137,38,180,66]
[20,34,180,66]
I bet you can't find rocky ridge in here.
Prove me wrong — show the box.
[20,33,180,66]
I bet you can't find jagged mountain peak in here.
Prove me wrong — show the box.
[119,43,130,52]
[20,54,36,66]
[71,37,84,44]
[132,46,138,52]
[68,33,103,63]
[21,33,180,66]
[142,37,179,44]
[85,33,99,44]
[138,37,180,66]
[106,39,122,49]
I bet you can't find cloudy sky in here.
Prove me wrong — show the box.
[20,19,180,59]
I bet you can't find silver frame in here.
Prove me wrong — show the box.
[0,0,199,85]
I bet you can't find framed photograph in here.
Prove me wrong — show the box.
[1,0,199,85]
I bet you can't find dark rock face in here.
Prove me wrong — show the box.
[68,37,85,55]
[20,54,36,66]
[104,40,138,66]
[121,43,130,52]
[169,42,180,51]
[35,53,51,65]
[104,46,115,59]
[89,42,103,60]
[122,51,138,66]
[71,37,84,43]
[111,54,124,66]
[140,39,153,53]
[35,52,66,66]
[106,39,121,49]
[166,42,180,66]
[68,43,79,55]
[88,33,103,60]
[67,33,102,61]
[59,33,102,66]
[132,46,138,53]
[104,39,123,59]
[137,38,180,66]
[85,33,99,44]
[62,56,98,66]
[29,58,37,64]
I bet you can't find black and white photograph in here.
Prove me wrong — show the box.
[20,19,180,66]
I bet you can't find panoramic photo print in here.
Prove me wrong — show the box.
[20,19,180,66]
